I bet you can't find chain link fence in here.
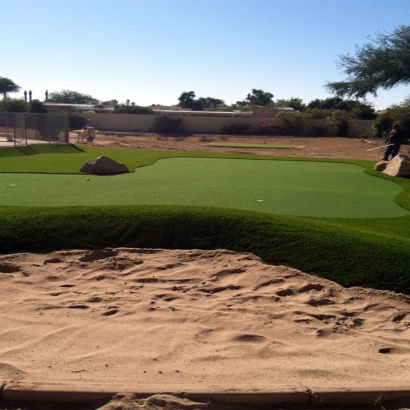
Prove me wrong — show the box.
[0,113,69,146]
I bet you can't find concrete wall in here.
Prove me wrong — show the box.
[73,113,374,137]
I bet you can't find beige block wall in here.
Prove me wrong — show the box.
[73,113,374,137]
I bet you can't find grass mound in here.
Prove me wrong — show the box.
[1,205,410,295]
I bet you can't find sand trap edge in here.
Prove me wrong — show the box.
[3,383,410,406]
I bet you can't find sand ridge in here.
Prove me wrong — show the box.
[1,247,409,393]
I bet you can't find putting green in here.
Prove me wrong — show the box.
[0,158,407,218]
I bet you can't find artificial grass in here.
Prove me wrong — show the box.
[1,145,410,295]
[207,143,300,149]
[0,205,410,295]
[0,158,406,218]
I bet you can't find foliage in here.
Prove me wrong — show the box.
[276,97,306,111]
[374,97,410,138]
[374,114,394,138]
[179,91,202,110]
[68,115,88,130]
[308,97,350,111]
[0,98,28,112]
[150,114,183,133]
[302,108,332,119]
[325,111,350,137]
[237,89,274,106]
[348,100,377,120]
[306,126,327,137]
[0,77,20,98]
[102,99,118,106]
[326,25,410,98]
[254,123,283,135]
[48,90,100,104]
[306,97,376,120]
[277,112,304,135]
[198,96,225,109]
[112,104,154,114]
[178,92,224,111]
[29,99,48,113]
[220,123,250,135]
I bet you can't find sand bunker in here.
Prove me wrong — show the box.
[1,248,410,394]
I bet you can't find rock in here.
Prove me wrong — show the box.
[374,161,388,171]
[80,156,128,175]
[382,154,410,177]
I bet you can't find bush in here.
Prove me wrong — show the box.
[302,108,331,119]
[150,114,183,133]
[221,123,250,135]
[29,99,47,113]
[277,112,304,135]
[307,126,327,137]
[374,114,394,138]
[254,123,283,136]
[113,104,154,115]
[0,98,28,113]
[69,115,88,130]
[399,117,410,141]
[325,112,349,137]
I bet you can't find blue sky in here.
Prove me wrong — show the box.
[2,0,410,109]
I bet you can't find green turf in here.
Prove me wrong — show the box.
[207,143,300,149]
[1,144,410,295]
[0,158,405,219]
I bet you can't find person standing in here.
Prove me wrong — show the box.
[382,124,404,160]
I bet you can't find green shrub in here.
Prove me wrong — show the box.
[29,99,48,113]
[374,114,394,138]
[0,98,29,113]
[150,114,183,133]
[221,123,250,135]
[277,112,304,135]
[69,115,88,130]
[307,126,327,137]
[112,104,154,114]
[302,108,332,119]
[326,111,349,137]
[254,123,283,135]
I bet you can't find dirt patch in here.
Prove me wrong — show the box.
[70,132,410,161]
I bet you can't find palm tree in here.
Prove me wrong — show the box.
[0,77,21,99]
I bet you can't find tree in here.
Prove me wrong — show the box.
[306,97,376,119]
[197,97,225,109]
[326,25,410,98]
[237,89,274,106]
[276,97,306,111]
[102,99,118,106]
[47,90,100,104]
[0,77,21,99]
[308,97,350,111]
[178,91,197,109]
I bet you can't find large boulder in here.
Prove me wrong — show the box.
[382,154,410,177]
[374,161,388,171]
[80,156,128,175]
